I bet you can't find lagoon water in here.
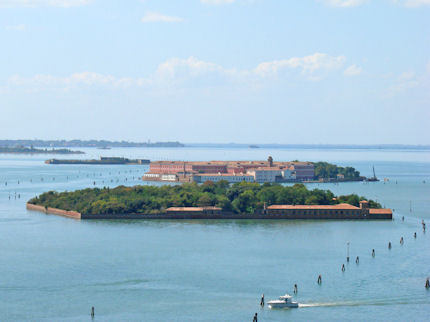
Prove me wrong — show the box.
[0,147,429,321]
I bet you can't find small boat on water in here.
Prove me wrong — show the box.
[366,166,379,182]
[267,294,299,309]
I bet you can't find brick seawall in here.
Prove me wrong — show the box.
[26,203,81,219]
[81,213,391,220]
[26,204,391,220]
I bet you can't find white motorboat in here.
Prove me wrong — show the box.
[267,294,299,309]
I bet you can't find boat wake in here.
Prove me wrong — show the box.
[299,303,342,308]
[298,298,428,308]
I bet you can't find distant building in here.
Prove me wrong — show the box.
[142,173,161,180]
[227,166,246,174]
[267,203,362,216]
[161,174,178,181]
[193,173,254,183]
[149,161,227,174]
[164,202,392,219]
[149,161,190,174]
[247,167,283,183]
[192,163,227,174]
[289,162,314,180]
[267,200,392,219]
[144,158,315,183]
[282,168,296,180]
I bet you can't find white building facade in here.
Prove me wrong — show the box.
[247,168,283,183]
[282,168,296,180]
[193,174,255,183]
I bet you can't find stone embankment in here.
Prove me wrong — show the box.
[26,203,81,219]
[26,203,392,220]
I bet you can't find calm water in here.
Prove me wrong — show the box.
[0,148,429,321]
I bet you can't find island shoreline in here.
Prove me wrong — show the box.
[26,203,392,220]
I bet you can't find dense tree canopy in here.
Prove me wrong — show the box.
[313,162,361,179]
[29,181,381,215]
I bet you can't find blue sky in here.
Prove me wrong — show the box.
[0,0,429,144]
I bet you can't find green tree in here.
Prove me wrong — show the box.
[232,190,256,213]
[197,192,215,207]
[216,195,233,211]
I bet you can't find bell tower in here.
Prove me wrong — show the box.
[268,156,273,167]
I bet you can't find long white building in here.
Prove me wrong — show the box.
[193,173,255,183]
[247,167,283,183]
[191,167,298,183]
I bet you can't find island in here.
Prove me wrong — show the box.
[45,157,150,165]
[143,157,370,183]
[0,139,184,148]
[313,161,364,181]
[0,146,84,154]
[27,182,392,220]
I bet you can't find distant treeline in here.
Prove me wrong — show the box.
[313,162,361,180]
[0,146,84,154]
[0,140,184,148]
[29,182,381,216]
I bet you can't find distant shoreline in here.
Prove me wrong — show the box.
[185,143,430,150]
[0,140,184,148]
[0,147,84,155]
[1,140,428,150]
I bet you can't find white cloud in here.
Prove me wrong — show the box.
[5,24,26,31]
[344,64,362,76]
[154,57,226,81]
[0,0,91,7]
[255,53,346,77]
[141,11,184,23]
[321,0,368,7]
[384,68,430,97]
[388,76,419,94]
[200,0,236,4]
[392,61,430,94]
[8,53,352,91]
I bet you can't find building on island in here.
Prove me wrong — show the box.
[148,161,227,174]
[161,201,392,220]
[193,173,254,183]
[289,162,314,180]
[143,157,315,183]
[246,167,283,183]
[267,200,392,219]
[282,168,295,180]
